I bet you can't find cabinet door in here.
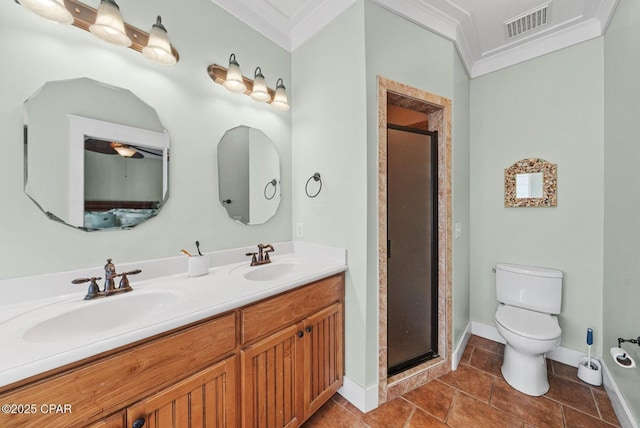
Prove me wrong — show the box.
[127,355,237,428]
[241,324,303,428]
[85,412,125,428]
[302,302,344,419]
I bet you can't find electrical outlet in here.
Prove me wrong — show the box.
[296,222,304,238]
[455,223,462,239]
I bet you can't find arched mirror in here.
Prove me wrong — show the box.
[217,126,280,225]
[24,78,170,230]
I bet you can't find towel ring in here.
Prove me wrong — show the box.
[264,179,278,200]
[305,172,322,198]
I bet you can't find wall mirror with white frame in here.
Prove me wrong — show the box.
[24,78,170,230]
[504,158,557,207]
[217,125,281,225]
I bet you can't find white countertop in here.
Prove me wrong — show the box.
[0,242,347,388]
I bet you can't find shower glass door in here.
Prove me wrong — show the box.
[387,125,438,376]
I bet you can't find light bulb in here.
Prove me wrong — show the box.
[223,54,247,93]
[19,0,73,25]
[142,16,177,65]
[271,78,290,111]
[89,0,132,47]
[250,67,271,102]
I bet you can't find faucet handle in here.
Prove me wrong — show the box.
[245,252,258,266]
[263,245,274,261]
[112,269,141,292]
[72,276,103,300]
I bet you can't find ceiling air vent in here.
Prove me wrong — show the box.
[505,3,549,39]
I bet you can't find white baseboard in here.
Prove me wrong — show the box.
[602,359,638,428]
[337,376,378,413]
[452,322,472,370]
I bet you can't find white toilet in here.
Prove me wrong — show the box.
[494,263,563,396]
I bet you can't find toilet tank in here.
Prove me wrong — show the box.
[496,263,562,314]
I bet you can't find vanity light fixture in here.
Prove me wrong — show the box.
[17,0,74,25]
[207,62,289,110]
[89,0,131,47]
[142,16,176,65]
[271,78,290,111]
[250,67,271,103]
[223,54,247,93]
[15,0,179,64]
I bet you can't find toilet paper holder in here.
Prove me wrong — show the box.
[618,336,640,348]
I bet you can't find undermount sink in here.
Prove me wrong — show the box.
[243,262,300,281]
[22,291,179,343]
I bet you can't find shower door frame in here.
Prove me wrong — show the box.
[386,124,439,377]
[377,76,452,404]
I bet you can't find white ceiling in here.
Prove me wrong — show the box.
[211,0,619,78]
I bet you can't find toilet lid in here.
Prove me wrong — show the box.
[495,305,561,340]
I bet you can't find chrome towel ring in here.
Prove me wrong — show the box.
[305,172,322,198]
[264,179,278,200]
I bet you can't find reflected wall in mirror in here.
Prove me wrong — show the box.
[217,125,280,225]
[505,158,557,207]
[24,78,170,230]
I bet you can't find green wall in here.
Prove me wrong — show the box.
[0,0,292,279]
[470,39,605,355]
[293,0,470,391]
[292,0,369,388]
[452,52,471,350]
[604,0,640,421]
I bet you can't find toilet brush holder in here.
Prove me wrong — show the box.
[577,356,602,386]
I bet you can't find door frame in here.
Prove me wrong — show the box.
[377,76,452,403]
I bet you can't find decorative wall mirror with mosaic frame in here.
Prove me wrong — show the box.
[505,158,557,207]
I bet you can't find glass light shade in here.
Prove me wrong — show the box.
[271,78,290,111]
[89,0,132,47]
[142,16,176,65]
[250,68,271,102]
[113,144,137,157]
[223,54,247,93]
[19,0,73,25]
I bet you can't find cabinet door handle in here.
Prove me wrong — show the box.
[132,417,146,428]
[297,331,304,338]
[305,326,313,333]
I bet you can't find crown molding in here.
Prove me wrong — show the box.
[595,0,619,32]
[470,18,603,78]
[291,0,358,50]
[212,0,620,78]
[211,0,292,50]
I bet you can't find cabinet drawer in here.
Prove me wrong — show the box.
[241,273,344,344]
[0,313,236,428]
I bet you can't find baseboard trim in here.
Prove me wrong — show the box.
[602,359,638,428]
[337,376,378,413]
[452,322,472,370]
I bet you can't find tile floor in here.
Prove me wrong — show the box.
[302,335,620,428]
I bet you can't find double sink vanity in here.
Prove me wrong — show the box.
[0,242,347,427]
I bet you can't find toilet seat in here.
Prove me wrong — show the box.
[495,305,561,340]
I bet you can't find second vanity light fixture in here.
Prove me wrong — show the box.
[208,54,290,111]
[16,0,179,65]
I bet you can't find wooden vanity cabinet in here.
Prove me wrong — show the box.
[125,356,237,428]
[240,273,345,427]
[0,273,344,428]
[0,313,237,428]
[87,412,125,428]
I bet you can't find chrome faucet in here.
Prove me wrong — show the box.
[72,259,141,300]
[246,243,275,266]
